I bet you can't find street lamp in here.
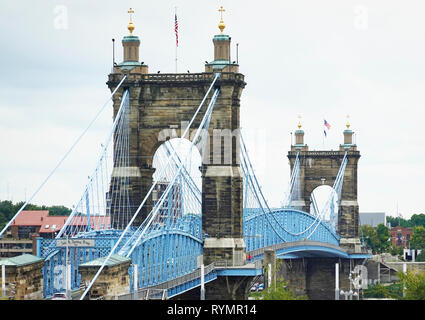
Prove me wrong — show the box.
[340,289,359,300]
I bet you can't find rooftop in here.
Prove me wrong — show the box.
[10,210,111,233]
[0,254,43,267]
[11,210,49,226]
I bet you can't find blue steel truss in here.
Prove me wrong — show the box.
[38,230,127,297]
[38,214,203,297]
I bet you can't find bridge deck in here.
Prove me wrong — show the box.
[116,260,263,300]
[249,240,371,260]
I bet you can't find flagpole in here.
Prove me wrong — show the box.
[175,6,178,73]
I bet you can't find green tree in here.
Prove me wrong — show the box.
[361,225,380,253]
[250,278,307,300]
[410,214,425,228]
[376,223,391,252]
[410,226,425,250]
[416,250,425,262]
[363,283,389,298]
[390,244,403,257]
[0,200,14,230]
[398,270,425,300]
[363,283,403,299]
[386,213,425,229]
[387,215,412,228]
[47,205,72,216]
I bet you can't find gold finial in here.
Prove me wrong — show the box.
[346,114,350,129]
[297,115,302,129]
[128,8,135,35]
[218,6,226,33]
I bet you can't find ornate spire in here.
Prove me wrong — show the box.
[297,115,302,129]
[346,114,351,129]
[128,8,135,35]
[218,6,226,33]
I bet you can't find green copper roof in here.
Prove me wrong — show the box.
[122,35,140,42]
[207,59,231,66]
[0,254,43,267]
[117,60,144,71]
[295,130,304,134]
[213,34,230,41]
[206,59,233,70]
[80,254,130,267]
[118,61,143,66]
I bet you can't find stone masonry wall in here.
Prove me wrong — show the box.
[3,261,44,300]
[79,261,131,300]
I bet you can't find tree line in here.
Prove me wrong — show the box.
[0,200,71,231]
[363,270,425,300]
[387,214,425,229]
[361,213,425,261]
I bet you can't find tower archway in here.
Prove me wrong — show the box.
[310,184,338,227]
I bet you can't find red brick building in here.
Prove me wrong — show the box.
[0,210,110,257]
[390,226,413,248]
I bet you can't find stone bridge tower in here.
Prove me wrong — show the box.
[106,9,246,267]
[287,120,361,250]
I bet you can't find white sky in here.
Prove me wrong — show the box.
[0,1,424,219]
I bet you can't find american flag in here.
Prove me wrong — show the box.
[324,119,331,137]
[324,119,331,130]
[175,14,178,47]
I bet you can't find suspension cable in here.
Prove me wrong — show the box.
[79,74,220,300]
[56,89,130,238]
[125,88,220,257]
[240,133,336,238]
[0,75,127,238]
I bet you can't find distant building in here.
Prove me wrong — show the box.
[0,210,53,258]
[403,248,422,261]
[359,212,386,228]
[152,181,183,224]
[0,210,110,258]
[390,226,413,248]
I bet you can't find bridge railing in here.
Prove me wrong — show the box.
[116,263,216,300]
[115,258,264,300]
[247,239,347,258]
[214,259,263,270]
[141,72,245,82]
[142,73,213,82]
[116,288,167,300]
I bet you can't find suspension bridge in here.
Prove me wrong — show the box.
[0,8,371,300]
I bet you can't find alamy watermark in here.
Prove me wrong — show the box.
[53,5,68,30]
[157,121,268,174]
[354,5,368,30]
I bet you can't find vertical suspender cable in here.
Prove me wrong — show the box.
[57,88,129,239]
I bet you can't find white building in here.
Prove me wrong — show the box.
[359,212,386,228]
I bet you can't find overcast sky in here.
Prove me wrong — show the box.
[0,1,424,220]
